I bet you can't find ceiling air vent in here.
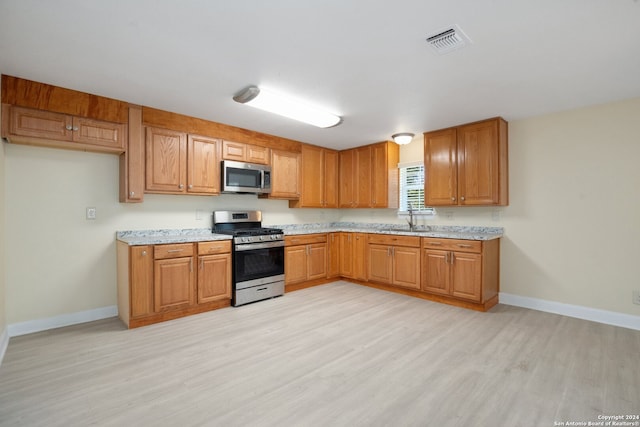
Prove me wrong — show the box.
[426,25,471,55]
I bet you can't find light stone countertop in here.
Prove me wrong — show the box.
[117,223,503,245]
[275,222,503,241]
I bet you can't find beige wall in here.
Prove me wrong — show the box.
[4,96,640,325]
[0,139,6,335]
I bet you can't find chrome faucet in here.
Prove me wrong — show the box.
[407,203,416,232]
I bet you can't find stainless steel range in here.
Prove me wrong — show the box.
[213,211,285,306]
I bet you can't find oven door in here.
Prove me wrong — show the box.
[234,242,284,285]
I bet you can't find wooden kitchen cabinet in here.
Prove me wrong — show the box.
[268,149,301,199]
[145,127,220,195]
[117,239,232,329]
[367,234,421,289]
[290,144,338,208]
[327,232,341,278]
[338,141,399,208]
[285,234,327,285]
[222,140,270,164]
[3,105,126,153]
[424,117,508,206]
[421,238,499,307]
[339,232,367,280]
[197,241,232,303]
[120,105,145,202]
[153,243,196,312]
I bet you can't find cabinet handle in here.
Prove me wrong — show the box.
[167,249,184,253]
[190,258,193,272]
[200,258,203,270]
[72,126,79,131]
[450,252,455,264]
[428,241,442,246]
[457,244,472,248]
[65,125,73,131]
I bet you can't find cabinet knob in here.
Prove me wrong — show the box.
[451,197,456,201]
[66,125,73,131]
[461,196,465,201]
[129,191,135,197]
[179,184,184,189]
[141,250,147,256]
[72,126,79,131]
[188,184,193,189]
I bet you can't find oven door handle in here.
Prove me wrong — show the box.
[235,241,285,251]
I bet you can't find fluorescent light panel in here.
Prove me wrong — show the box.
[233,86,342,128]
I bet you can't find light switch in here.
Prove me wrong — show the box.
[86,207,96,220]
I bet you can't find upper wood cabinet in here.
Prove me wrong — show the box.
[339,141,399,208]
[145,127,220,195]
[222,140,270,164]
[267,149,301,199]
[290,144,338,208]
[120,106,145,203]
[424,117,508,206]
[2,105,126,153]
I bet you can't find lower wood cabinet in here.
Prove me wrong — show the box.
[421,238,499,305]
[284,234,327,285]
[327,232,341,278]
[339,232,368,280]
[117,240,232,328]
[367,234,421,289]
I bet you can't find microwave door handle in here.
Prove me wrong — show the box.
[260,170,265,189]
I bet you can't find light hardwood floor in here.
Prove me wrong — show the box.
[1,281,638,427]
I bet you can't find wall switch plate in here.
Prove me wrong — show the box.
[86,207,96,220]
[196,209,204,220]
[633,290,640,305]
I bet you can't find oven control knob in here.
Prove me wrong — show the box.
[270,235,276,240]
[260,235,266,241]
[242,237,249,243]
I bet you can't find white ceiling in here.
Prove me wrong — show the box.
[1,0,640,150]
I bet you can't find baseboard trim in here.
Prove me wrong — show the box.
[499,293,640,331]
[0,327,9,366]
[7,306,118,337]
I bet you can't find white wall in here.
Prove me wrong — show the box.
[0,139,6,336]
[4,96,640,327]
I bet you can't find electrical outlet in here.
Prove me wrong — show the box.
[633,290,640,305]
[196,209,203,220]
[86,207,96,220]
[492,210,501,221]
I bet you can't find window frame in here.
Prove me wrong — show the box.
[397,161,435,217]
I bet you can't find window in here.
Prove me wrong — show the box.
[398,162,435,215]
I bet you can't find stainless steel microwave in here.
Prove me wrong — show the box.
[221,160,272,194]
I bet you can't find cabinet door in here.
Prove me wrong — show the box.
[154,257,195,312]
[339,150,355,207]
[188,134,219,194]
[424,128,457,206]
[422,249,450,295]
[285,245,308,285]
[371,143,388,208]
[221,140,246,161]
[353,233,368,280]
[73,117,126,151]
[355,146,372,207]
[300,145,324,207]
[130,245,153,317]
[270,150,300,199]
[368,244,392,284]
[121,105,144,202]
[9,106,72,140]
[247,145,270,164]
[198,253,231,303]
[451,252,482,301]
[323,149,339,208]
[327,233,341,278]
[392,246,421,289]
[339,233,354,278]
[146,127,187,193]
[457,120,500,205]
[307,243,327,280]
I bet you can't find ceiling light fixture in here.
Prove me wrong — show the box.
[392,133,415,145]
[233,86,342,128]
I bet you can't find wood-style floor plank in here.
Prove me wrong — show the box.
[1,281,638,426]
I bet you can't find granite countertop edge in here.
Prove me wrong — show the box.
[116,223,503,245]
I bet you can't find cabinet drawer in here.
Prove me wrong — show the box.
[422,238,482,253]
[154,243,195,259]
[285,234,327,246]
[368,234,420,248]
[198,240,231,255]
